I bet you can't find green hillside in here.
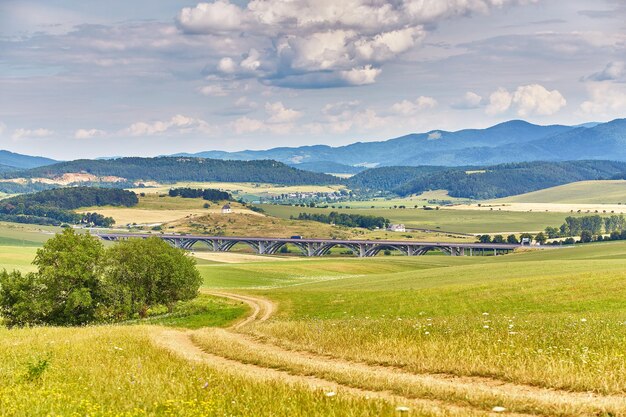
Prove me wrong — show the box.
[3,157,340,186]
[498,180,626,204]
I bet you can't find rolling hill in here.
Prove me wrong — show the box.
[3,157,340,186]
[348,160,626,199]
[0,150,57,169]
[496,180,626,204]
[178,120,573,169]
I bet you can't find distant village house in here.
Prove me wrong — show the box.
[221,204,232,214]
[387,224,406,232]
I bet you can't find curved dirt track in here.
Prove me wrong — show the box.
[153,291,626,416]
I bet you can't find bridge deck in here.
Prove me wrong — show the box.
[95,233,526,257]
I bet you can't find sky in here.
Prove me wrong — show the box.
[0,0,625,159]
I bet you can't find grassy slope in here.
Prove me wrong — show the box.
[0,325,392,417]
[497,180,626,204]
[260,204,578,233]
[201,241,626,394]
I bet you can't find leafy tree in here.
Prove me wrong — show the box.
[33,229,106,326]
[477,234,492,243]
[534,232,547,244]
[544,226,560,239]
[0,271,43,328]
[104,238,201,316]
[506,234,519,244]
[492,235,505,243]
[580,230,593,243]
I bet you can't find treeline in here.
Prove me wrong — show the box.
[348,160,626,199]
[4,157,339,186]
[544,215,626,242]
[0,187,137,226]
[0,230,201,327]
[295,211,390,229]
[168,187,231,201]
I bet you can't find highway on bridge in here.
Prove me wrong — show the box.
[96,233,525,257]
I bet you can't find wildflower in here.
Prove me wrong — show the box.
[483,325,490,329]
[482,312,489,316]
[492,406,506,412]
[325,391,336,397]
[580,318,587,322]
[424,331,430,335]
[396,406,410,413]
[113,346,123,351]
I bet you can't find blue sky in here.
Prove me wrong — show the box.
[0,0,625,159]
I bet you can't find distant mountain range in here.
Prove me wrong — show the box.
[0,150,57,170]
[176,119,626,172]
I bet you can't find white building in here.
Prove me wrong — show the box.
[388,224,406,232]
[221,204,232,214]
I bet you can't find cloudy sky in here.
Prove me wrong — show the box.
[0,0,625,159]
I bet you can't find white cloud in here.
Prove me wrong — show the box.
[486,84,566,117]
[391,96,438,115]
[177,0,245,33]
[11,128,54,141]
[486,87,513,115]
[512,84,567,117]
[177,0,533,88]
[585,61,625,82]
[427,131,442,140]
[265,102,303,123]
[580,82,626,117]
[232,116,266,134]
[198,85,230,97]
[217,57,237,74]
[74,129,106,139]
[451,92,483,109]
[340,66,382,86]
[124,115,213,137]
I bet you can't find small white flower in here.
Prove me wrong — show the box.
[396,406,410,413]
[482,312,489,316]
[325,391,336,397]
[424,331,430,335]
[492,406,506,412]
[483,325,490,329]
[113,346,123,351]
[580,318,587,322]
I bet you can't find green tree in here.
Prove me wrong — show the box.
[534,232,547,244]
[477,234,492,243]
[492,235,505,243]
[580,230,593,243]
[104,238,201,317]
[544,226,560,239]
[0,271,43,328]
[506,234,519,244]
[34,229,105,325]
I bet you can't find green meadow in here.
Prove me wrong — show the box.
[259,203,585,233]
[2,224,626,415]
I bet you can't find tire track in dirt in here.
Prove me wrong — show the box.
[153,291,626,416]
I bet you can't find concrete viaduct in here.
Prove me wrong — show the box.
[96,233,521,257]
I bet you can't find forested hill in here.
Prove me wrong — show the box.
[350,160,626,199]
[0,187,137,226]
[347,166,451,190]
[6,157,340,185]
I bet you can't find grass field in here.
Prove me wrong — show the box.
[260,204,582,234]
[2,223,626,415]
[497,180,626,204]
